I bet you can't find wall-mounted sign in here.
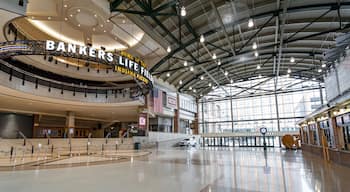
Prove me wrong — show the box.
[0,40,153,88]
[166,95,177,109]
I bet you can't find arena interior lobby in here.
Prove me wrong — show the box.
[1,0,350,191]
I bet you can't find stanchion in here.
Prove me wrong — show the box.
[10,146,14,159]
[69,143,72,157]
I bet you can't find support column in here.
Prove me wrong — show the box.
[173,93,180,133]
[33,114,40,138]
[138,95,150,137]
[230,86,234,132]
[65,112,75,138]
[201,101,205,133]
[319,83,324,105]
[192,98,199,135]
[274,77,282,147]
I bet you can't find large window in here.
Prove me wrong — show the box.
[199,77,326,134]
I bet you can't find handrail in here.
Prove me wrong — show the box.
[0,59,122,90]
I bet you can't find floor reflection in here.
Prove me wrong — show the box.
[0,147,349,192]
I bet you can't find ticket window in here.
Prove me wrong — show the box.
[342,114,350,150]
[309,124,318,145]
[336,116,347,150]
[342,125,350,150]
[302,126,309,144]
[319,120,331,146]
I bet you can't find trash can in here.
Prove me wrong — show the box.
[134,142,141,150]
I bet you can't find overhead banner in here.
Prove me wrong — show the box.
[0,40,153,88]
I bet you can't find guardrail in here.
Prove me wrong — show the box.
[0,138,135,161]
[200,131,299,137]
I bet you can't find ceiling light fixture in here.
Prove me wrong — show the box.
[180,6,186,16]
[166,72,170,77]
[107,19,110,23]
[252,42,257,49]
[70,14,73,17]
[200,34,205,43]
[179,80,183,85]
[248,18,254,28]
[167,46,171,53]
[64,17,68,21]
[318,69,322,73]
[312,77,316,81]
[63,4,67,8]
[258,74,262,78]
[94,14,97,18]
[189,86,192,90]
[77,24,81,27]
[218,60,221,66]
[100,24,104,27]
[209,83,212,87]
[200,76,204,80]
[287,73,290,77]
[322,63,326,68]
[48,16,51,20]
[256,65,261,69]
[184,61,188,66]
[190,66,194,71]
[290,57,295,63]
[92,28,96,31]
[254,51,259,57]
[122,19,126,24]
[287,68,291,73]
[230,79,233,84]
[77,9,81,12]
[224,71,228,76]
[193,89,196,93]
[212,53,217,59]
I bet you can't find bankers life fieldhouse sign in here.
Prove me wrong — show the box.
[0,40,154,88]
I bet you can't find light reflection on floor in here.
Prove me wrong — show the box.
[0,147,349,192]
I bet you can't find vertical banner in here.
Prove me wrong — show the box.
[153,88,163,113]
[138,113,147,130]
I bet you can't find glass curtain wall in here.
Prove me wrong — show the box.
[199,76,326,134]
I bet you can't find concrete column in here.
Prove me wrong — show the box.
[173,93,180,133]
[65,111,75,138]
[192,98,199,135]
[138,106,148,136]
[33,114,40,137]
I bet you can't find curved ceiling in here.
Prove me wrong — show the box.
[110,0,350,96]
[25,0,144,51]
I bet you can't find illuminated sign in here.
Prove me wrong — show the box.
[0,40,153,88]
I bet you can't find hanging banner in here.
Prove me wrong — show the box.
[138,113,147,130]
[0,40,153,88]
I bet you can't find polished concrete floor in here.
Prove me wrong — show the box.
[0,147,349,192]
